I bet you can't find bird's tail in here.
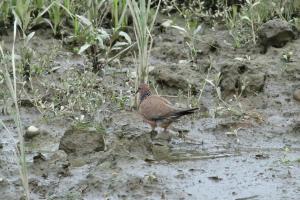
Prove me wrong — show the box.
[153,108,199,121]
[173,108,199,117]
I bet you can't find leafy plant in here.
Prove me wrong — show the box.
[75,13,133,71]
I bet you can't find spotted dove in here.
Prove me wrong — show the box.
[137,83,198,132]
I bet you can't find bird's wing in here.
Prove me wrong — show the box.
[153,95,172,105]
[139,96,176,121]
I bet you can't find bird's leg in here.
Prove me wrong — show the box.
[151,125,156,132]
[149,125,158,139]
[161,122,171,133]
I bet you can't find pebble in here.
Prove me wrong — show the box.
[24,126,40,139]
[293,89,300,101]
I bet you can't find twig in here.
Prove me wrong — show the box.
[170,153,239,161]
[235,195,259,200]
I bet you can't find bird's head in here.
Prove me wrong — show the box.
[136,83,151,102]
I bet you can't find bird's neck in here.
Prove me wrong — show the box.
[140,91,151,102]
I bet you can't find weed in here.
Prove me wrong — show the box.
[20,45,34,82]
[40,69,104,117]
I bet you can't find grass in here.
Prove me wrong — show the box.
[127,0,161,105]
[0,19,30,199]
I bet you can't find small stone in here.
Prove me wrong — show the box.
[293,89,300,101]
[24,126,40,140]
[0,177,8,186]
[161,19,173,28]
[27,126,39,133]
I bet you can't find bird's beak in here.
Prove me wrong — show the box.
[135,89,139,94]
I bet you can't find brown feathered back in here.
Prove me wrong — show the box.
[139,95,176,121]
[137,84,198,122]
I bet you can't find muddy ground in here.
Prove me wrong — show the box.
[1,16,300,200]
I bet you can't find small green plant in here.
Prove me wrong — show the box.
[20,44,34,81]
[48,1,63,36]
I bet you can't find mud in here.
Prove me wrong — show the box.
[1,18,300,200]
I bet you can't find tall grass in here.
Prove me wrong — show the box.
[0,19,30,199]
[127,0,161,103]
[112,0,128,29]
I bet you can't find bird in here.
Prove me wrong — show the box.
[136,83,199,132]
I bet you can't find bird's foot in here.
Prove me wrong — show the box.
[164,129,178,135]
[149,130,158,139]
[152,128,172,142]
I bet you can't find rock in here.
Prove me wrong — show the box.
[219,62,266,97]
[59,124,105,156]
[18,98,35,107]
[293,89,300,101]
[27,125,39,133]
[151,66,188,89]
[284,63,300,81]
[292,122,300,133]
[242,70,266,94]
[258,19,296,53]
[150,63,201,93]
[24,126,40,140]
[0,177,8,187]
[151,42,188,61]
[192,35,220,56]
